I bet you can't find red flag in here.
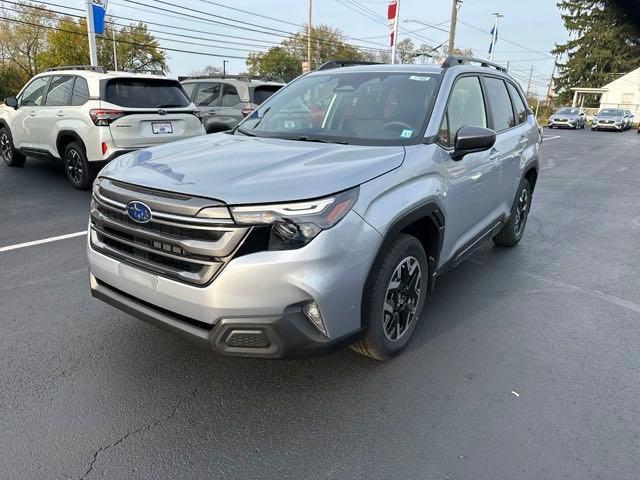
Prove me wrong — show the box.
[388,0,398,47]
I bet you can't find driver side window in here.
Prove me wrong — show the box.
[19,77,49,107]
[438,76,487,148]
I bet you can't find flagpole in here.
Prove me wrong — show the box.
[489,12,503,62]
[85,0,98,66]
[390,0,400,64]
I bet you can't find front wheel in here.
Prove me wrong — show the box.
[0,127,26,167]
[493,178,531,247]
[352,234,428,360]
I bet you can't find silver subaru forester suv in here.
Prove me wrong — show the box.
[88,57,542,360]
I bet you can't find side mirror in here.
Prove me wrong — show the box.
[4,96,18,109]
[451,126,496,161]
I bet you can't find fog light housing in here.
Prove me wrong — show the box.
[303,301,327,336]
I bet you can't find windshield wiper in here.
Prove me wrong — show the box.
[283,135,349,145]
[235,127,257,137]
[157,104,182,108]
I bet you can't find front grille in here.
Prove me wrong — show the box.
[90,179,249,286]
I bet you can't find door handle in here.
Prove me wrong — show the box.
[56,111,65,117]
[489,147,501,161]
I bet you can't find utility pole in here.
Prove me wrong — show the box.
[447,0,461,55]
[222,60,229,76]
[112,29,118,71]
[85,0,98,66]
[526,65,534,97]
[546,54,559,105]
[307,0,312,70]
[489,12,503,62]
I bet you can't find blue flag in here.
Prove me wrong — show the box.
[92,1,107,34]
[488,25,497,54]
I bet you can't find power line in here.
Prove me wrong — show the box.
[0,15,249,60]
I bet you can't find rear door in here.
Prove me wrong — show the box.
[39,75,75,156]
[102,77,202,148]
[12,76,49,150]
[192,81,222,125]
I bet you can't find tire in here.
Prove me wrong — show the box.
[351,234,428,360]
[0,127,26,167]
[581,123,585,129]
[493,178,532,247]
[63,141,94,190]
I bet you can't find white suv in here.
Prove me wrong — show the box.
[0,66,205,189]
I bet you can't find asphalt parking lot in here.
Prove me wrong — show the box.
[1,129,639,479]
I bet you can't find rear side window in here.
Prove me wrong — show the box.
[439,76,487,147]
[45,76,74,106]
[251,85,282,105]
[104,79,190,108]
[194,83,221,106]
[507,82,527,124]
[20,77,48,106]
[221,84,240,107]
[71,77,90,106]
[484,77,516,131]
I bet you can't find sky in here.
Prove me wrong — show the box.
[72,0,567,97]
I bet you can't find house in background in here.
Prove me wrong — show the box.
[571,66,640,116]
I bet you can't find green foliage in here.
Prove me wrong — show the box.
[552,0,640,101]
[246,24,385,78]
[0,1,168,93]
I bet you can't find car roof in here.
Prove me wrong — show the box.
[34,70,174,81]
[306,64,444,76]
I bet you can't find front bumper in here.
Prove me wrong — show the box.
[592,122,623,130]
[88,210,382,358]
[549,119,577,128]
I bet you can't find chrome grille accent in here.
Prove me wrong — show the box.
[90,178,249,286]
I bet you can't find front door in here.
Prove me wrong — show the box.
[436,75,502,264]
[12,76,49,151]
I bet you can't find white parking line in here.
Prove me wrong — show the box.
[543,135,562,141]
[0,231,87,253]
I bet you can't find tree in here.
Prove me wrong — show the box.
[0,3,55,78]
[552,0,640,101]
[246,24,374,78]
[246,47,300,81]
[190,65,223,76]
[395,38,415,64]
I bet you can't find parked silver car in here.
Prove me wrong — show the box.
[88,57,541,360]
[548,107,586,129]
[591,108,626,131]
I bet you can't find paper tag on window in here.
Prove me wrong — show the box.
[400,129,414,138]
[409,75,431,81]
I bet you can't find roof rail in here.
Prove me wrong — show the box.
[316,60,383,71]
[44,65,107,73]
[442,56,507,73]
[178,74,282,82]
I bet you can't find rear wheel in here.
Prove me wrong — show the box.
[493,178,531,247]
[0,127,26,167]
[352,234,428,360]
[63,141,94,190]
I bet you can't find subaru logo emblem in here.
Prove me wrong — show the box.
[126,201,152,223]
[157,109,167,115]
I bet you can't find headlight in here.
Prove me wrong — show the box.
[231,187,359,250]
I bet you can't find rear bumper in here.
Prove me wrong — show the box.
[91,275,361,358]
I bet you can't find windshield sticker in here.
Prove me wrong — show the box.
[409,75,431,81]
[283,120,296,129]
[400,129,414,138]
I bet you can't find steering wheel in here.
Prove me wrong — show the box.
[382,121,414,133]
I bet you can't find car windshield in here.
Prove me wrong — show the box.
[598,109,623,116]
[237,71,439,145]
[557,108,579,115]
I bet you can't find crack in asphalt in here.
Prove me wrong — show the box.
[78,384,201,480]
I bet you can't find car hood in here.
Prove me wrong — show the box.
[99,133,405,204]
